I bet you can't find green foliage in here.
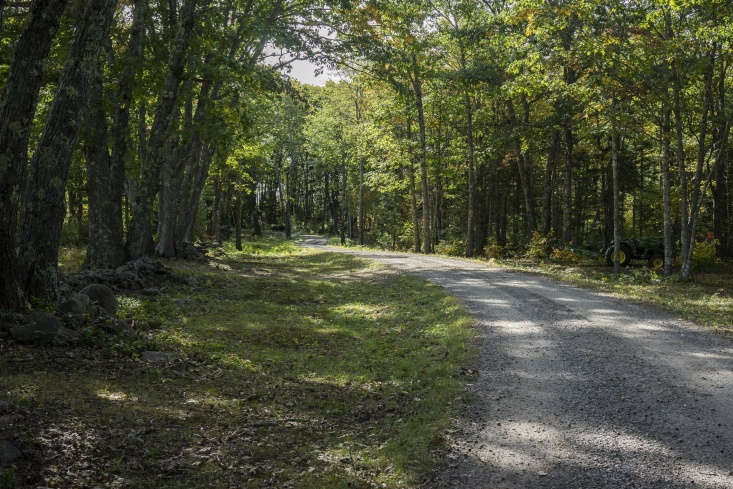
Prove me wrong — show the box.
[550,247,584,264]
[435,239,465,257]
[692,239,720,270]
[526,232,553,261]
[484,243,507,260]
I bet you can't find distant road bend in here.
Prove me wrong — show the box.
[299,235,733,489]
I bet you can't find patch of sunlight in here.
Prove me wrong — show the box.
[332,302,380,317]
[299,372,406,391]
[183,392,242,409]
[219,353,260,372]
[117,295,143,315]
[96,389,138,402]
[10,383,40,400]
[313,327,358,338]
[208,260,232,270]
[160,328,199,348]
[317,443,408,487]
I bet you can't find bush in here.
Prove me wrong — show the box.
[484,243,506,259]
[435,240,465,257]
[692,239,719,269]
[550,247,582,264]
[527,231,552,260]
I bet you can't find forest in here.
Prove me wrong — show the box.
[2,1,733,488]
[1,0,733,310]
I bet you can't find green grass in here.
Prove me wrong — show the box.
[1,236,475,488]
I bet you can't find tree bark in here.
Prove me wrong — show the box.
[681,50,714,280]
[0,0,68,309]
[340,154,347,244]
[19,0,117,301]
[103,0,146,262]
[84,54,125,268]
[126,0,202,258]
[508,98,537,234]
[712,59,730,257]
[235,195,243,250]
[562,126,573,244]
[661,104,673,276]
[465,90,476,257]
[611,125,621,275]
[155,104,185,257]
[543,129,560,235]
[673,66,689,276]
[411,64,432,253]
[359,156,365,245]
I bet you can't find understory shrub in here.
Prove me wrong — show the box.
[436,240,465,257]
[550,247,583,264]
[484,243,506,259]
[527,231,552,260]
[692,239,719,269]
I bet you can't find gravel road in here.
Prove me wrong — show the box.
[299,236,733,489]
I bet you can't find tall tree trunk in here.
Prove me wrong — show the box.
[681,50,714,280]
[84,54,125,268]
[285,154,295,239]
[340,155,347,244]
[611,126,621,275]
[235,195,243,250]
[104,0,146,262]
[358,156,365,245]
[673,66,689,276]
[562,126,574,244]
[662,103,673,276]
[406,121,420,252]
[712,59,730,257]
[212,177,222,242]
[465,91,476,257]
[543,129,560,235]
[0,0,68,309]
[126,0,201,258]
[411,66,432,253]
[19,0,117,301]
[155,107,185,257]
[508,98,537,234]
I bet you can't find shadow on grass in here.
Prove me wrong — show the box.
[1,246,473,488]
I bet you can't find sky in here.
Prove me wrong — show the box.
[286,58,342,86]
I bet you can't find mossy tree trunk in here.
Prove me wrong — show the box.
[0,0,68,309]
[20,0,117,301]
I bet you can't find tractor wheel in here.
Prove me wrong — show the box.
[648,255,664,269]
[605,244,632,267]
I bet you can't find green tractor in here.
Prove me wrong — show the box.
[603,237,670,268]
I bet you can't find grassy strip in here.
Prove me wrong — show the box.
[2,236,475,488]
[327,237,732,335]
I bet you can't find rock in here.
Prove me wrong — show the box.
[10,311,61,344]
[173,298,192,307]
[140,287,161,296]
[0,440,22,465]
[80,284,117,315]
[141,351,178,364]
[57,292,91,315]
[53,326,81,345]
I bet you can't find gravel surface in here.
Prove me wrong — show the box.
[300,236,733,489]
